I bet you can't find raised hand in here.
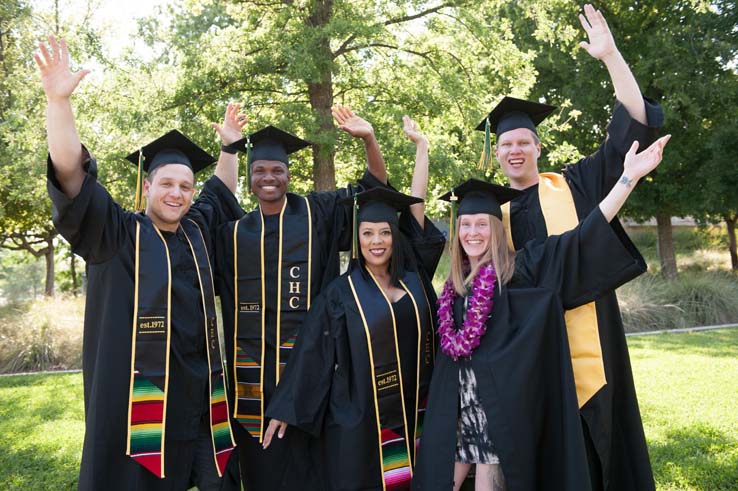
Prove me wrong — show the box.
[623,135,672,183]
[33,36,90,102]
[332,104,374,140]
[211,102,248,145]
[578,4,617,61]
[402,115,428,147]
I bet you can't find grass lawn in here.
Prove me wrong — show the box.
[628,329,738,491]
[1,330,736,490]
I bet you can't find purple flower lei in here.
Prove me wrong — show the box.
[437,263,497,361]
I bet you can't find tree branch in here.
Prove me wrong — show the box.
[383,2,457,27]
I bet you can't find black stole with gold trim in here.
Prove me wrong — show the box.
[126,217,234,478]
[232,194,312,439]
[347,265,433,489]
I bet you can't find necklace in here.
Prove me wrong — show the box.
[437,263,496,360]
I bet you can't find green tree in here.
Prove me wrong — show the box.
[142,0,555,205]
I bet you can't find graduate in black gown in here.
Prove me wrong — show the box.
[36,36,247,490]
[414,133,670,491]
[264,183,445,490]
[471,6,667,490]
[215,107,394,490]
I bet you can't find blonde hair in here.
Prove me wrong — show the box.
[448,215,516,295]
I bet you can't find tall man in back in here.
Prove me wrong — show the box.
[36,36,246,490]
[482,5,666,491]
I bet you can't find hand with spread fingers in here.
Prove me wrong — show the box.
[33,35,90,102]
[578,3,617,61]
[262,418,288,449]
[332,104,375,140]
[622,134,672,183]
[212,102,248,145]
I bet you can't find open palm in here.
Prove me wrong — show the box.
[579,4,616,60]
[624,135,671,181]
[33,36,89,101]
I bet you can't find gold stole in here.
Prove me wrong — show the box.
[501,173,606,408]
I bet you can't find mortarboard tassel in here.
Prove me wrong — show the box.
[134,148,145,212]
[477,117,493,171]
[449,192,458,246]
[246,136,252,195]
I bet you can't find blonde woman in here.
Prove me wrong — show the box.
[414,134,670,491]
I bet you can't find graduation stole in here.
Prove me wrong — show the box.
[501,172,607,408]
[232,194,312,440]
[126,217,235,478]
[347,266,434,490]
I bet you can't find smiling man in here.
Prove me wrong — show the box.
[36,35,246,491]
[215,109,389,490]
[475,5,666,491]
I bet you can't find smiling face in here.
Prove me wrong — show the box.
[143,163,196,232]
[495,127,542,190]
[251,159,290,204]
[359,221,393,271]
[458,213,491,266]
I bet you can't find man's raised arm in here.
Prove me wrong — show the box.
[34,36,90,198]
[579,3,647,124]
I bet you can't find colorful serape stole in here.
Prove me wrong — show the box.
[127,218,235,478]
[233,195,311,441]
[349,266,437,490]
[129,373,166,476]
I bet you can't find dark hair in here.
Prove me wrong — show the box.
[357,221,415,287]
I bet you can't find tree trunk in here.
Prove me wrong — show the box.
[307,0,336,191]
[70,251,78,296]
[656,212,678,280]
[724,213,738,271]
[44,238,55,297]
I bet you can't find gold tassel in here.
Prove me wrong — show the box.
[134,148,145,212]
[449,192,458,246]
[352,194,358,260]
[477,117,493,171]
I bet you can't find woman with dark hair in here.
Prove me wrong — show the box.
[263,119,445,491]
[413,135,669,491]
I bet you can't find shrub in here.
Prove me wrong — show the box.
[0,296,84,373]
[618,271,738,332]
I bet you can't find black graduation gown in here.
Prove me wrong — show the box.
[510,99,663,491]
[265,217,445,491]
[47,152,244,491]
[413,208,647,491]
[215,171,387,490]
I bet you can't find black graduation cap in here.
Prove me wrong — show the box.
[439,178,523,220]
[124,129,216,174]
[342,187,423,225]
[476,96,557,138]
[230,125,312,166]
[340,188,423,259]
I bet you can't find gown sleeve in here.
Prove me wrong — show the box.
[47,148,129,264]
[309,169,392,252]
[398,211,446,280]
[186,175,245,234]
[265,286,342,437]
[563,97,664,204]
[515,207,646,310]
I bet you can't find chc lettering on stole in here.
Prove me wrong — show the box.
[286,265,304,310]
